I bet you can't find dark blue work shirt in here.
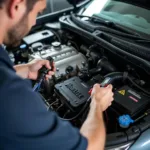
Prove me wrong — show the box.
[0,46,87,150]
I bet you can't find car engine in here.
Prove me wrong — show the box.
[8,17,150,147]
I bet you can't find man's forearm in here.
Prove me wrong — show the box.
[14,64,29,79]
[80,101,106,150]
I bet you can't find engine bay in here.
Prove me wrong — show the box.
[8,14,150,147]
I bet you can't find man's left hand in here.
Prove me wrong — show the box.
[14,59,56,80]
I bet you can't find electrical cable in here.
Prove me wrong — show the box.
[63,110,70,118]
[56,104,64,112]
[49,100,59,108]
[60,96,91,121]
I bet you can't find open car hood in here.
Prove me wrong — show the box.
[115,0,150,9]
[66,0,86,6]
[67,0,150,9]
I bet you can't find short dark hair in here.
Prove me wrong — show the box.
[0,0,38,11]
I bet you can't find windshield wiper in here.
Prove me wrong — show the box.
[71,14,150,43]
[135,39,150,43]
[75,14,141,37]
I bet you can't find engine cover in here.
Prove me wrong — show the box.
[55,77,90,112]
[30,43,87,80]
[113,85,149,117]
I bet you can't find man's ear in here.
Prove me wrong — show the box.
[8,0,26,19]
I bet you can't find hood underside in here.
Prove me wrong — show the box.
[115,0,150,9]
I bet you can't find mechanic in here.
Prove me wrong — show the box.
[0,0,114,150]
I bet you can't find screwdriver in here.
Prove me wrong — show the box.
[33,67,51,92]
[33,57,54,92]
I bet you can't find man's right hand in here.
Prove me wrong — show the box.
[91,84,114,111]
[80,84,114,150]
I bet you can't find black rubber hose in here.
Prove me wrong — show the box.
[105,72,150,96]
[95,31,150,61]
[103,72,123,86]
[104,72,123,79]
[111,38,150,60]
[104,72,123,78]
[98,58,117,73]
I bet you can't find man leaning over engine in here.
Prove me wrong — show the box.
[0,0,114,150]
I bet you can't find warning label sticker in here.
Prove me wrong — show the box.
[118,90,125,96]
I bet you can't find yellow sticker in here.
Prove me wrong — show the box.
[118,90,125,96]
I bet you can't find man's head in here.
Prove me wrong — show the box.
[0,0,46,47]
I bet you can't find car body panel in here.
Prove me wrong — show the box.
[129,129,150,150]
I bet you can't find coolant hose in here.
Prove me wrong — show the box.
[103,72,124,85]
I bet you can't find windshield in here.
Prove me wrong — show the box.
[81,0,150,35]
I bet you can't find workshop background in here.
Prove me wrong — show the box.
[40,0,71,15]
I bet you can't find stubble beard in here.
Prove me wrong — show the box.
[5,13,29,48]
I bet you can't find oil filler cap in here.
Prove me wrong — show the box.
[118,115,134,128]
[52,41,61,50]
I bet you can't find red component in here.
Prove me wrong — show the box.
[88,88,93,95]
[104,84,109,88]
[88,84,109,95]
